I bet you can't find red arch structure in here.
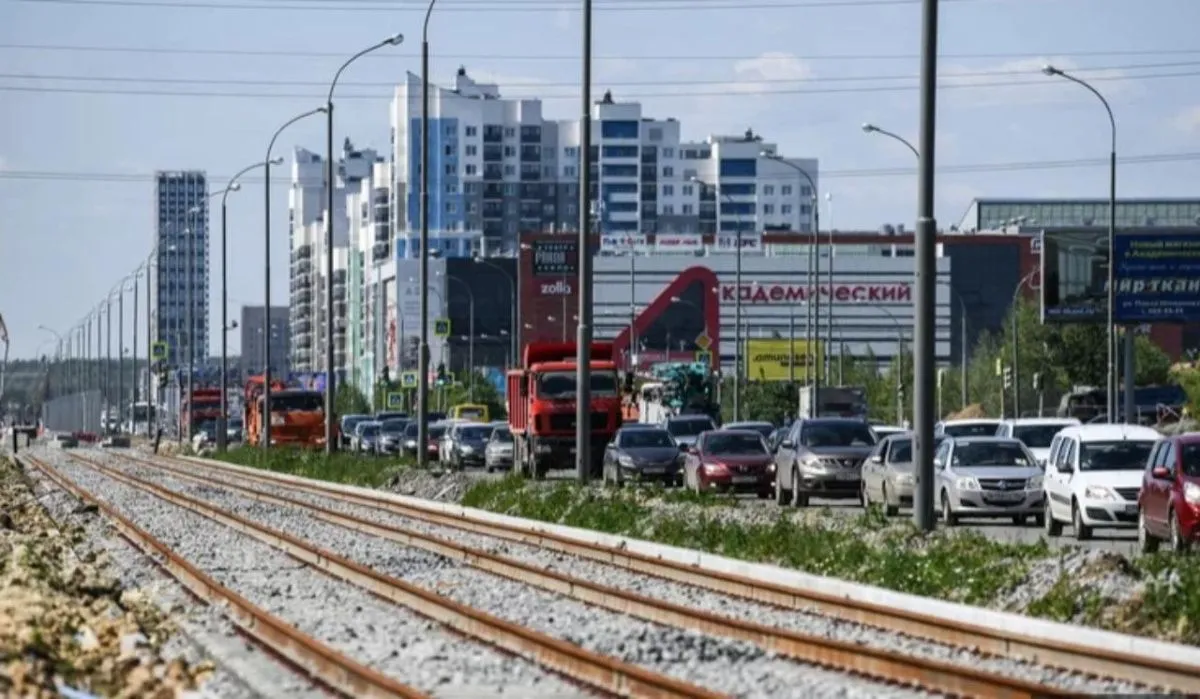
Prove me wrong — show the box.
[610,266,721,370]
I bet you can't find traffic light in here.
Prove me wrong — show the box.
[1032,372,1043,391]
[380,366,390,384]
[435,362,448,386]
[1002,366,1013,390]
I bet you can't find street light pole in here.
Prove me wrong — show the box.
[576,0,595,483]
[327,34,404,456]
[265,106,326,451]
[1042,65,1122,423]
[417,5,436,469]
[1009,270,1038,418]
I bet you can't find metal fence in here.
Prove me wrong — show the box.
[42,390,103,433]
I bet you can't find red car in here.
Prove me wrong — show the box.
[683,429,775,498]
[1138,433,1200,552]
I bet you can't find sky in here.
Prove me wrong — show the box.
[2,0,1200,360]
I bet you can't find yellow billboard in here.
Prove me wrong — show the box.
[746,339,824,382]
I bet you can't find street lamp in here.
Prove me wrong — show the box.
[1008,269,1039,417]
[1041,64,1122,423]
[417,4,437,469]
[761,151,820,391]
[327,33,404,455]
[265,106,326,451]
[861,123,921,159]
[218,160,279,452]
[690,175,744,422]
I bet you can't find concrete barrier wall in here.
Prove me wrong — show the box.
[41,391,102,433]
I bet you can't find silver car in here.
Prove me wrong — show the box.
[485,426,514,472]
[861,434,917,516]
[934,436,1045,526]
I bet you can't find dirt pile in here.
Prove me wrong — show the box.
[386,468,478,502]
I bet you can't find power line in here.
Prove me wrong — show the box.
[1,61,1195,89]
[5,0,1074,12]
[2,152,1197,184]
[4,42,1198,62]
[4,68,1198,100]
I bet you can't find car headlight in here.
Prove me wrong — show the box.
[618,455,634,468]
[1084,485,1117,501]
[767,461,777,473]
[1183,482,1200,505]
[460,445,474,454]
[955,476,980,491]
[703,462,725,474]
[893,473,915,485]
[1026,475,1043,490]
[801,457,827,472]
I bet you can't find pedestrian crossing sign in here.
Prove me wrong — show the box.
[386,392,404,409]
[151,341,168,361]
[434,318,451,337]
[695,350,712,366]
[400,371,419,389]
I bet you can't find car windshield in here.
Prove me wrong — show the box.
[459,426,494,441]
[800,422,876,447]
[456,407,486,420]
[1181,444,1200,477]
[403,423,419,438]
[429,426,447,439]
[704,433,768,456]
[954,442,1033,467]
[359,423,380,438]
[1012,424,1072,448]
[888,438,913,463]
[619,429,674,448]
[491,429,513,443]
[380,420,408,435]
[727,423,774,438]
[1080,440,1155,471]
[667,418,715,437]
[536,371,619,398]
[942,422,1000,438]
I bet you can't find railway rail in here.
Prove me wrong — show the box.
[155,450,1199,694]
[46,446,1196,698]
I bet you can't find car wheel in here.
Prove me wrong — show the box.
[1012,515,1025,526]
[1044,500,1062,536]
[882,484,899,517]
[861,479,872,508]
[1072,501,1093,541]
[1032,513,1045,528]
[790,469,809,508]
[1138,509,1160,554]
[941,491,958,526]
[1169,509,1190,553]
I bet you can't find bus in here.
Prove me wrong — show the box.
[129,401,154,434]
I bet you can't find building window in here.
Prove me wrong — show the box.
[465,145,478,156]
[781,185,793,196]
[465,164,478,176]
[763,185,774,195]
[504,165,515,175]
[682,185,694,196]
[564,166,576,177]
[465,126,478,137]
[682,204,694,215]
[601,120,640,140]
[444,164,455,175]
[446,201,457,214]
[801,185,812,197]
[503,127,515,137]
[663,205,675,215]
[782,204,793,215]
[763,204,774,215]
[543,166,555,178]
[662,184,674,196]
[445,124,455,136]
[445,183,458,194]
[662,147,674,158]
[602,145,639,158]
[662,166,674,177]
[564,147,578,158]
[503,145,515,157]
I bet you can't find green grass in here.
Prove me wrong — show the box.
[461,477,1200,643]
[212,446,412,488]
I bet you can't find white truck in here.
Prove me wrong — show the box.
[798,385,869,420]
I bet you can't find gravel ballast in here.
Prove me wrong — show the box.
[35,449,587,698]
[124,452,1158,696]
[97,452,933,699]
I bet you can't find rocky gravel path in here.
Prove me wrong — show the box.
[92,450,936,699]
[112,452,1152,696]
[30,449,588,698]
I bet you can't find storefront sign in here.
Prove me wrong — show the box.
[746,339,824,381]
[531,240,578,276]
[654,234,703,252]
[715,233,763,252]
[600,234,649,253]
[721,282,911,304]
[538,279,573,296]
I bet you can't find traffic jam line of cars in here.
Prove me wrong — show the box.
[339,409,1199,553]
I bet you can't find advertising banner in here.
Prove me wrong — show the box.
[715,232,763,252]
[654,234,703,252]
[1042,230,1200,323]
[600,234,649,254]
[745,339,824,381]
[531,239,578,276]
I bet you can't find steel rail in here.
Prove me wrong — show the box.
[18,454,428,699]
[173,453,1200,693]
[120,451,1077,698]
[59,451,719,699]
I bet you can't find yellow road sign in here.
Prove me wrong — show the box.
[746,339,824,382]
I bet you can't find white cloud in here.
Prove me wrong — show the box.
[941,56,1129,109]
[1171,106,1200,135]
[731,51,812,94]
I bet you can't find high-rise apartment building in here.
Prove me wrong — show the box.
[288,140,381,374]
[239,305,290,376]
[388,68,819,254]
[151,170,209,374]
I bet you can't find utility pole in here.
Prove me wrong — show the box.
[575,0,595,483]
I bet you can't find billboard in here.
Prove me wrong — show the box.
[1041,230,1200,323]
[745,339,824,382]
[530,240,578,277]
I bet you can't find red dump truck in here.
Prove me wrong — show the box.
[181,387,223,437]
[507,341,623,479]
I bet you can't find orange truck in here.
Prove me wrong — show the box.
[506,341,623,479]
[244,375,330,448]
